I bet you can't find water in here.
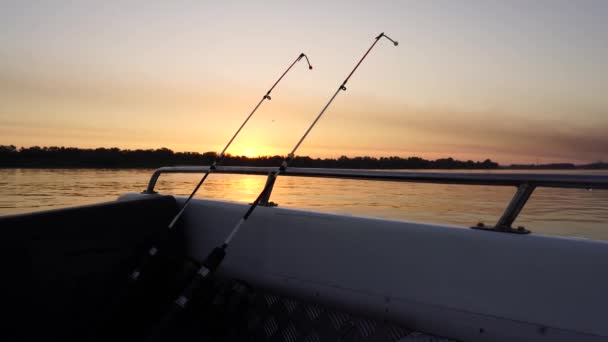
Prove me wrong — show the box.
[1,168,607,240]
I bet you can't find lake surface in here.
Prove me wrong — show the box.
[1,168,607,240]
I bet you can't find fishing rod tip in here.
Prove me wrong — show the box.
[378,33,398,46]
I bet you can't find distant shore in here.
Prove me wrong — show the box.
[1,145,606,169]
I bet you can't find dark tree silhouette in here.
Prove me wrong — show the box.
[0,145,600,169]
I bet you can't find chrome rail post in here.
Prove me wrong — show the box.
[473,183,536,234]
[143,169,163,194]
[497,183,536,229]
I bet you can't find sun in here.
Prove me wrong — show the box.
[231,147,261,158]
[228,142,274,158]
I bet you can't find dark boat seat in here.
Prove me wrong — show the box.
[0,195,184,341]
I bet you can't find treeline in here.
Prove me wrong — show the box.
[506,163,608,169]
[0,145,502,169]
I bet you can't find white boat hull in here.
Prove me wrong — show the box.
[120,193,608,342]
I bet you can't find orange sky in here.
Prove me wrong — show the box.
[1,1,607,165]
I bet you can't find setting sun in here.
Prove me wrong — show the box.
[235,148,259,158]
[229,146,264,158]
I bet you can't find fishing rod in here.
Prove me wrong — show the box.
[129,53,313,282]
[148,32,398,338]
[166,53,313,230]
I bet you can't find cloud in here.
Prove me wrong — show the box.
[311,99,608,164]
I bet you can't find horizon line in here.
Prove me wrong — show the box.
[1,144,605,167]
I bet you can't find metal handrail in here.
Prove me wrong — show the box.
[144,165,608,234]
[146,165,608,192]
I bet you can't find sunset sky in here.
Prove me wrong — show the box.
[1,0,606,165]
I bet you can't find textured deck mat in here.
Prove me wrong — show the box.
[183,278,457,342]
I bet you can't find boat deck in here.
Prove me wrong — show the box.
[177,276,456,342]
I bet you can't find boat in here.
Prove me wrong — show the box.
[2,165,607,341]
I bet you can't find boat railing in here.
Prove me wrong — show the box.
[144,166,608,234]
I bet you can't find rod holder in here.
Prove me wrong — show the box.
[258,172,278,207]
